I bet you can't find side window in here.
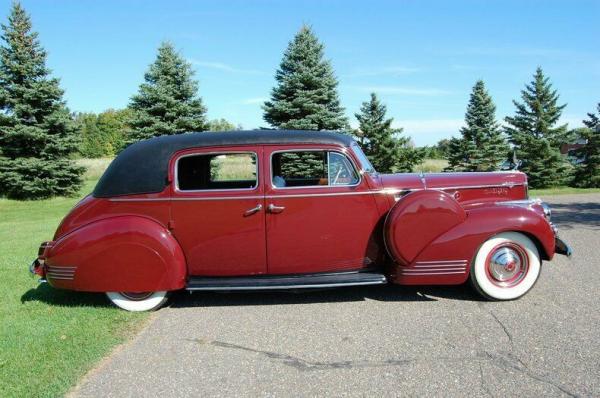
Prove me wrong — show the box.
[328,152,360,186]
[272,151,359,188]
[177,153,257,191]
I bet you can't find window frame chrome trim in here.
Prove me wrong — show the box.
[173,150,259,194]
[269,148,362,191]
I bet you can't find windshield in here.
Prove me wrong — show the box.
[351,143,376,174]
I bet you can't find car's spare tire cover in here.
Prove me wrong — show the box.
[384,190,466,265]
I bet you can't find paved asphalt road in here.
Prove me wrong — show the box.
[72,194,600,397]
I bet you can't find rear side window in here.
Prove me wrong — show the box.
[177,153,257,191]
[271,151,359,188]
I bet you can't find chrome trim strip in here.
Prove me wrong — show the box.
[46,270,75,275]
[46,275,74,280]
[107,182,525,202]
[415,260,467,264]
[185,279,387,291]
[431,183,524,191]
[410,265,466,269]
[402,268,466,272]
[109,190,391,202]
[265,191,375,199]
[398,271,466,276]
[110,196,264,202]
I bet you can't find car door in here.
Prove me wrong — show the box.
[170,146,266,276]
[265,145,382,275]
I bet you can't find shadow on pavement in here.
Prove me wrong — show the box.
[170,283,484,309]
[21,282,111,308]
[21,281,483,310]
[546,201,600,230]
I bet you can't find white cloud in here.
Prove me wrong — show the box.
[240,97,268,105]
[351,85,452,96]
[189,59,263,75]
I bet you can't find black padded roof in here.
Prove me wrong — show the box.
[93,130,355,197]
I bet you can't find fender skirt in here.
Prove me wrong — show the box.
[44,216,187,292]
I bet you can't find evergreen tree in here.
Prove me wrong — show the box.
[0,2,82,199]
[263,25,348,131]
[127,42,207,142]
[505,67,569,188]
[572,103,600,187]
[446,80,508,171]
[354,93,422,173]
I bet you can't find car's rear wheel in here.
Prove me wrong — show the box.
[470,232,541,301]
[105,291,169,311]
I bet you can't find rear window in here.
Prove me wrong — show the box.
[177,152,257,191]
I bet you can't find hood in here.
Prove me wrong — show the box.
[379,171,528,204]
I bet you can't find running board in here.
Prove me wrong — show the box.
[186,271,387,291]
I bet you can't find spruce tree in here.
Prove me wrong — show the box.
[446,80,508,172]
[354,93,422,173]
[572,103,600,187]
[0,2,82,199]
[127,42,207,142]
[263,25,348,131]
[505,67,569,188]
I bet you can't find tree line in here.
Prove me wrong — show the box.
[0,2,598,199]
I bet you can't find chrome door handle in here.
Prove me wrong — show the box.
[243,204,262,217]
[268,204,285,214]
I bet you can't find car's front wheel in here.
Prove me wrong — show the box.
[470,232,541,300]
[105,291,169,311]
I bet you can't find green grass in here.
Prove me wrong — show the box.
[0,178,148,398]
[75,157,113,180]
[529,186,600,196]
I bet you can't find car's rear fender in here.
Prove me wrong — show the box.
[44,215,187,292]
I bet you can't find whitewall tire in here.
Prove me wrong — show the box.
[470,232,541,301]
[106,291,169,311]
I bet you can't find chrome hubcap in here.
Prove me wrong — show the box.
[487,244,528,287]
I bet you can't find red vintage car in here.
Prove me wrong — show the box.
[30,131,572,311]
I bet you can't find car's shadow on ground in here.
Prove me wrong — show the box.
[21,283,484,309]
[169,283,484,309]
[21,282,112,308]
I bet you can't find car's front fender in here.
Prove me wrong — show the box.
[414,204,556,265]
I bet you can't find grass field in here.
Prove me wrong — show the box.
[0,178,148,398]
[415,158,449,173]
[529,186,600,196]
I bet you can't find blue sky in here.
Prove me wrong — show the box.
[5,0,599,145]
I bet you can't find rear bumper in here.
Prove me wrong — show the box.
[555,236,573,258]
[29,259,47,281]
